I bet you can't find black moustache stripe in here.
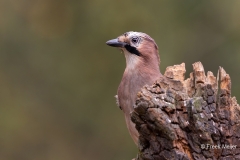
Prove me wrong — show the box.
[125,45,141,56]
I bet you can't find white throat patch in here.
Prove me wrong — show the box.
[123,49,140,71]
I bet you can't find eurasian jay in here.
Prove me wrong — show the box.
[106,31,162,145]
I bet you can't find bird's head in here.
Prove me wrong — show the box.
[106,31,160,71]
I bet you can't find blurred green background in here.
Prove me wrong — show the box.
[0,0,240,160]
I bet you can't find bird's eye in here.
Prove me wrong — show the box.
[131,37,139,44]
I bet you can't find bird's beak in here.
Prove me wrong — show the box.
[106,38,127,48]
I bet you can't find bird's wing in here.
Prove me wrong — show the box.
[114,95,122,110]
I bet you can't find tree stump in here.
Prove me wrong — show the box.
[131,62,240,160]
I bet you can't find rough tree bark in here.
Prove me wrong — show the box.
[131,62,240,160]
